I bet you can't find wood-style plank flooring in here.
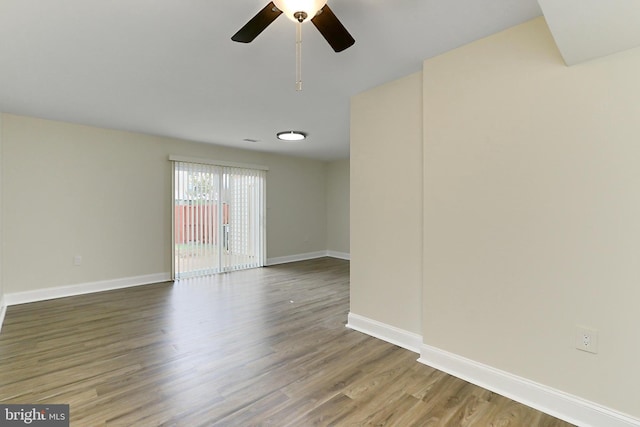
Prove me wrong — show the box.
[0,258,574,426]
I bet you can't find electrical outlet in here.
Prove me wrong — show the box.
[575,326,598,354]
[73,255,82,266]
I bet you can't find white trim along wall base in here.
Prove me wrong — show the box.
[0,253,351,330]
[419,345,640,427]
[267,251,350,266]
[4,273,171,306]
[326,250,350,261]
[0,297,7,333]
[347,313,640,427]
[3,253,351,307]
[346,312,422,353]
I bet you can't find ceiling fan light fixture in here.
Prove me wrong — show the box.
[273,0,327,23]
[277,131,307,141]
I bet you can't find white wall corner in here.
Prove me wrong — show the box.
[5,273,172,306]
[418,344,640,427]
[346,312,422,354]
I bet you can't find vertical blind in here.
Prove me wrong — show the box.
[173,160,266,278]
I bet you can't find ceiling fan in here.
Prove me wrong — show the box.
[231,0,355,53]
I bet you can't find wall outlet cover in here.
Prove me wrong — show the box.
[575,326,598,354]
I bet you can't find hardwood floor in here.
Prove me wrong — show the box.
[0,258,573,426]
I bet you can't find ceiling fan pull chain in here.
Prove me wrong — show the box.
[296,20,302,91]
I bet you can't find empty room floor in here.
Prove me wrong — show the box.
[0,258,573,426]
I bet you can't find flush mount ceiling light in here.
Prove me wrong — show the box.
[277,131,307,141]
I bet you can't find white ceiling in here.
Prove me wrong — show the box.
[539,0,640,66]
[2,1,638,161]
[0,0,546,160]
[0,0,640,160]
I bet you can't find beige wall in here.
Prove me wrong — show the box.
[350,72,423,334]
[422,17,640,417]
[0,114,4,313]
[350,16,640,420]
[326,159,350,255]
[1,114,328,294]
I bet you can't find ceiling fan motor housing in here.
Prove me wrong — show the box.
[293,11,308,22]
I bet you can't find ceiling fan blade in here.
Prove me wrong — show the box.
[310,4,355,53]
[231,2,282,43]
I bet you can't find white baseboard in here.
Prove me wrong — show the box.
[267,250,351,266]
[4,273,172,306]
[346,312,422,353]
[267,251,327,266]
[327,250,351,260]
[418,344,640,427]
[0,297,6,333]
[345,314,639,427]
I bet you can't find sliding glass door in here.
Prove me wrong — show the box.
[173,160,265,278]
